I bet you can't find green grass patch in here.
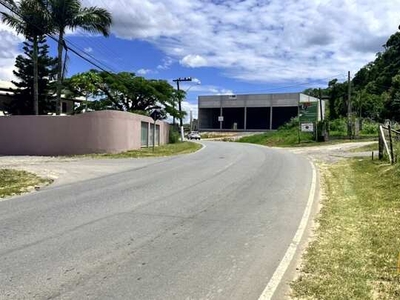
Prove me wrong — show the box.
[237,129,315,147]
[90,142,202,158]
[0,169,51,198]
[291,159,400,299]
[237,131,375,148]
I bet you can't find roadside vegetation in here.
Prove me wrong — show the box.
[291,159,400,299]
[90,142,202,159]
[0,169,50,198]
[349,142,378,153]
[237,118,378,147]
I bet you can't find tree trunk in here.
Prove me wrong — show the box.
[56,31,64,115]
[33,35,39,115]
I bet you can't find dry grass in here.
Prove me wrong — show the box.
[291,159,400,300]
[348,142,378,153]
[0,169,51,198]
[89,142,202,158]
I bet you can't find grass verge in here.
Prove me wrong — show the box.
[90,142,202,158]
[237,130,376,147]
[291,159,400,299]
[0,169,51,198]
[348,142,378,153]
[237,129,314,147]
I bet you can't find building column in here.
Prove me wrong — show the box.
[220,107,223,130]
[270,105,273,130]
[244,107,247,131]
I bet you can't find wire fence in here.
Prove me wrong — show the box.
[379,123,400,164]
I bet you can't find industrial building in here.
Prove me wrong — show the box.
[198,93,322,131]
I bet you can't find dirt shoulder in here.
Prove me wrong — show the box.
[0,155,169,187]
[282,141,377,164]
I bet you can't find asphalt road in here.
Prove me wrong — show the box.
[0,141,313,300]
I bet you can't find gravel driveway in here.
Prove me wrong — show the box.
[283,141,377,164]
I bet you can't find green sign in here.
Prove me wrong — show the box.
[299,102,318,123]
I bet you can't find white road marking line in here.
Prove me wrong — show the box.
[258,160,317,300]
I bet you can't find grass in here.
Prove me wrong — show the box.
[200,132,232,139]
[291,159,400,300]
[237,129,315,147]
[348,142,378,153]
[0,169,51,198]
[237,130,376,148]
[89,142,202,158]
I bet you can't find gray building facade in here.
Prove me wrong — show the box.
[198,92,320,131]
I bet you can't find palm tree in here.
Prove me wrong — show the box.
[1,0,50,115]
[40,0,112,115]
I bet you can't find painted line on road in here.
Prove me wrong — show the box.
[258,159,317,300]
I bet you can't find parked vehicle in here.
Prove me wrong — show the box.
[187,131,201,140]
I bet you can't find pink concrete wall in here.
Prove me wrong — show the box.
[0,110,169,155]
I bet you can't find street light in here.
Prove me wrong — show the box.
[173,77,192,141]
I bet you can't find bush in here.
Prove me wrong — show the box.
[360,120,378,135]
[278,117,299,131]
[329,118,347,135]
[169,126,180,144]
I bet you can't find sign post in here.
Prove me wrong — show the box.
[150,107,162,151]
[299,101,319,142]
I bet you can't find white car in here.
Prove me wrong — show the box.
[187,131,201,140]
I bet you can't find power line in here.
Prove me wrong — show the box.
[0,0,114,74]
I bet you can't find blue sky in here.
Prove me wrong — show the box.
[1,0,400,120]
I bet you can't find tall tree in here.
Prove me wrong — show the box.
[40,0,112,115]
[7,36,57,115]
[1,0,51,115]
[65,70,185,120]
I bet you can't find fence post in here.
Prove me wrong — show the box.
[388,123,394,164]
[379,125,383,160]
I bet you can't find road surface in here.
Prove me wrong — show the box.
[0,141,314,300]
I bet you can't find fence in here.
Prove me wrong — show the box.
[0,110,169,156]
[379,123,400,164]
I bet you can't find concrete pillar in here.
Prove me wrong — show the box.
[147,122,151,147]
[219,95,223,130]
[220,107,223,130]
[244,107,247,131]
[270,104,273,130]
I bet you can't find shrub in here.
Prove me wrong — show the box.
[329,118,347,135]
[169,126,180,144]
[360,120,379,135]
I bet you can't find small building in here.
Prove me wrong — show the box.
[198,92,322,131]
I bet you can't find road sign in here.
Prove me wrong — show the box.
[299,101,318,123]
[301,123,314,132]
[218,116,224,122]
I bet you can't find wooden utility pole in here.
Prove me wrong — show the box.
[347,71,352,139]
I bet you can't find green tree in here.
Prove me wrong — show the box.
[40,0,112,115]
[7,36,57,115]
[65,70,185,120]
[65,71,101,113]
[1,0,51,115]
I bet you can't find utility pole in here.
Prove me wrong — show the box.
[173,77,192,141]
[190,110,193,132]
[347,71,352,139]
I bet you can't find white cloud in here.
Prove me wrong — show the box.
[191,78,201,85]
[181,101,198,123]
[181,84,233,96]
[84,47,93,53]
[137,68,152,75]
[0,26,23,81]
[157,57,173,70]
[180,55,207,68]
[83,0,400,84]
